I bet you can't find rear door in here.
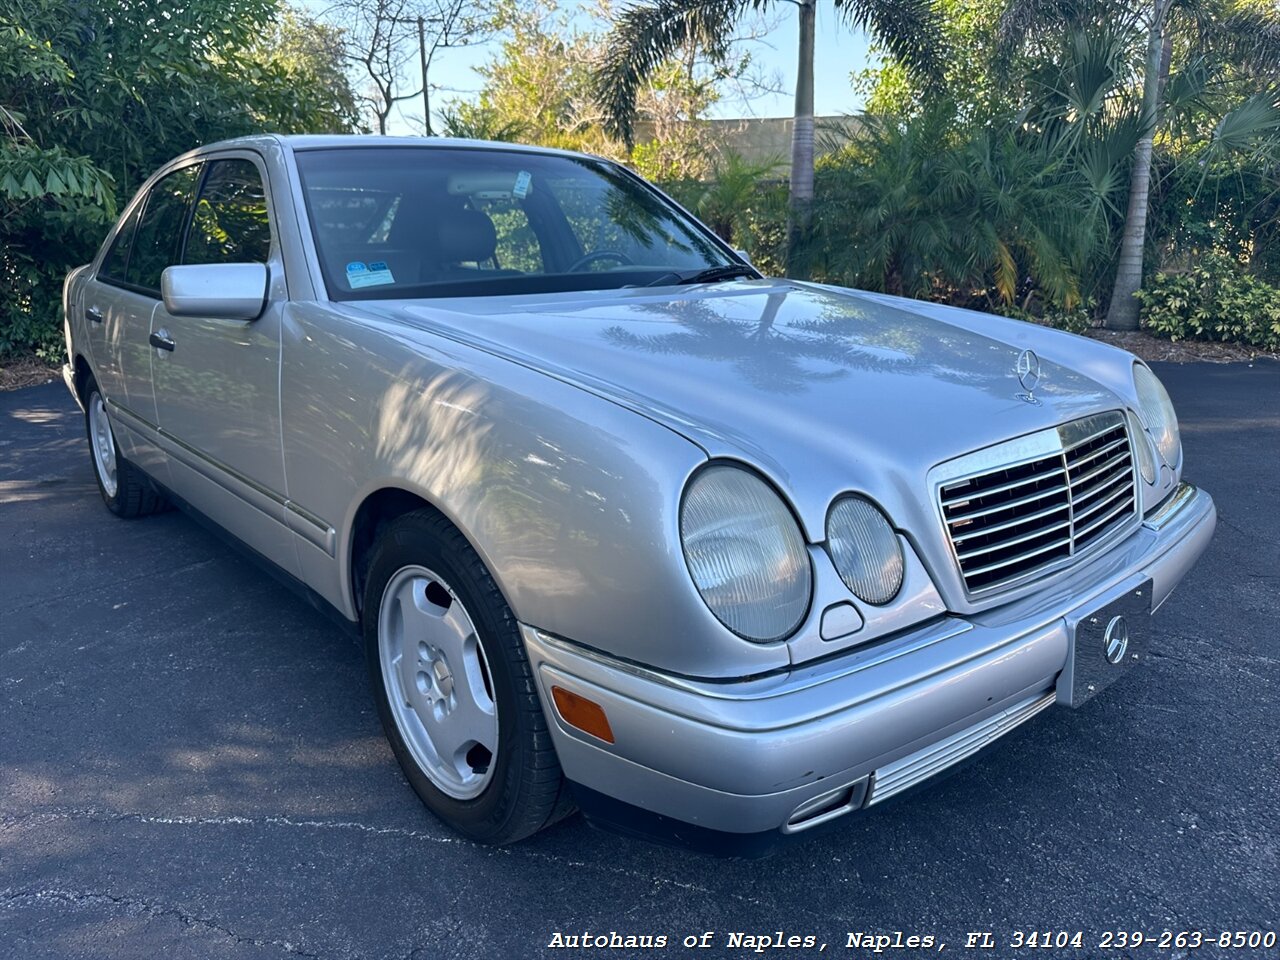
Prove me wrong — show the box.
[80,201,140,403]
[150,152,298,575]
[86,161,202,479]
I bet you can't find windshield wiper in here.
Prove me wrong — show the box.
[644,264,760,287]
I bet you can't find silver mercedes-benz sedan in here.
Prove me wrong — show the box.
[61,135,1216,854]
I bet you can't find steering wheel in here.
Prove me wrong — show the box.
[566,250,634,273]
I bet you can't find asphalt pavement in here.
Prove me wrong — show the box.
[1,361,1277,959]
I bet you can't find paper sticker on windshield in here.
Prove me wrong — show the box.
[512,170,532,199]
[347,260,395,288]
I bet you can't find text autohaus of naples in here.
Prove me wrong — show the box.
[543,931,945,950]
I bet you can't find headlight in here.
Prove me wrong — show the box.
[1127,411,1156,485]
[826,496,904,604]
[680,464,811,642]
[1133,364,1180,468]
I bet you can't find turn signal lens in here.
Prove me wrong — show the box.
[551,686,615,744]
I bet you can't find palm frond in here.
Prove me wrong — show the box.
[999,0,1088,59]
[595,0,753,145]
[1209,88,1280,156]
[1193,4,1280,77]
[835,0,946,83]
[997,0,1143,66]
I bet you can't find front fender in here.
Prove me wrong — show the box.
[281,302,790,678]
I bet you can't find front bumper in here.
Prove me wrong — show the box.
[523,483,1216,850]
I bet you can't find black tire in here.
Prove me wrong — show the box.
[363,509,573,843]
[83,376,166,518]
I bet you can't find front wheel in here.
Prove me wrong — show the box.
[363,509,572,843]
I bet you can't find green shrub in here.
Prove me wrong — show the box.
[659,152,788,275]
[0,247,65,360]
[1001,299,1097,335]
[1137,253,1280,350]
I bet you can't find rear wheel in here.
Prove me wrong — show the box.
[363,509,572,843]
[83,377,166,518]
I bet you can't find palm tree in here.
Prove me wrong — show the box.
[437,102,530,142]
[999,0,1280,329]
[595,0,944,275]
[809,101,1113,308]
[694,149,784,244]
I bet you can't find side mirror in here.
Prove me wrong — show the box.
[161,263,268,320]
[734,248,753,265]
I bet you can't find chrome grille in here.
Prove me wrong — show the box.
[939,413,1138,595]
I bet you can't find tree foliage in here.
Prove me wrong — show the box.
[439,0,730,179]
[250,7,364,135]
[595,0,943,146]
[838,0,1280,332]
[995,0,1280,328]
[1,0,359,359]
[459,0,622,155]
[594,0,944,273]
[806,105,1110,309]
[326,0,492,135]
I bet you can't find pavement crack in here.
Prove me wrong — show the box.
[0,808,461,844]
[0,885,329,958]
[1216,514,1278,546]
[0,807,797,915]
[1150,635,1280,673]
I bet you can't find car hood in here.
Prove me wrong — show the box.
[354,280,1134,538]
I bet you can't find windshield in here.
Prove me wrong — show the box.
[293,146,737,300]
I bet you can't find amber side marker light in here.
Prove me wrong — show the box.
[551,686,615,744]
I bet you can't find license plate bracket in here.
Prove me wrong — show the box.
[1057,579,1152,708]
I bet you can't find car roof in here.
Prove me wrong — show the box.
[193,134,599,163]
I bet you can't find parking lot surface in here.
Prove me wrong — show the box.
[1,361,1277,959]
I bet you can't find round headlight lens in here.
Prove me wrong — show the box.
[680,465,811,642]
[826,496,904,604]
[1134,364,1181,468]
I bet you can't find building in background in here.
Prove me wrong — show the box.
[634,115,861,167]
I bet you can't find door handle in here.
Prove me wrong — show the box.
[149,330,176,352]
[85,306,103,324]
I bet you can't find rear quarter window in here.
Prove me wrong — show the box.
[98,203,142,283]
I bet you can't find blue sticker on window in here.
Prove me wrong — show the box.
[346,261,368,274]
[348,263,395,288]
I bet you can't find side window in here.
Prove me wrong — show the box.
[98,202,142,282]
[185,159,272,265]
[124,164,202,293]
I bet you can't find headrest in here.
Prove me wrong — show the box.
[437,208,497,264]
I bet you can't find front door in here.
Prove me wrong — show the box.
[150,153,297,575]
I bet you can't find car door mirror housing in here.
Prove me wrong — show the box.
[161,263,268,320]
